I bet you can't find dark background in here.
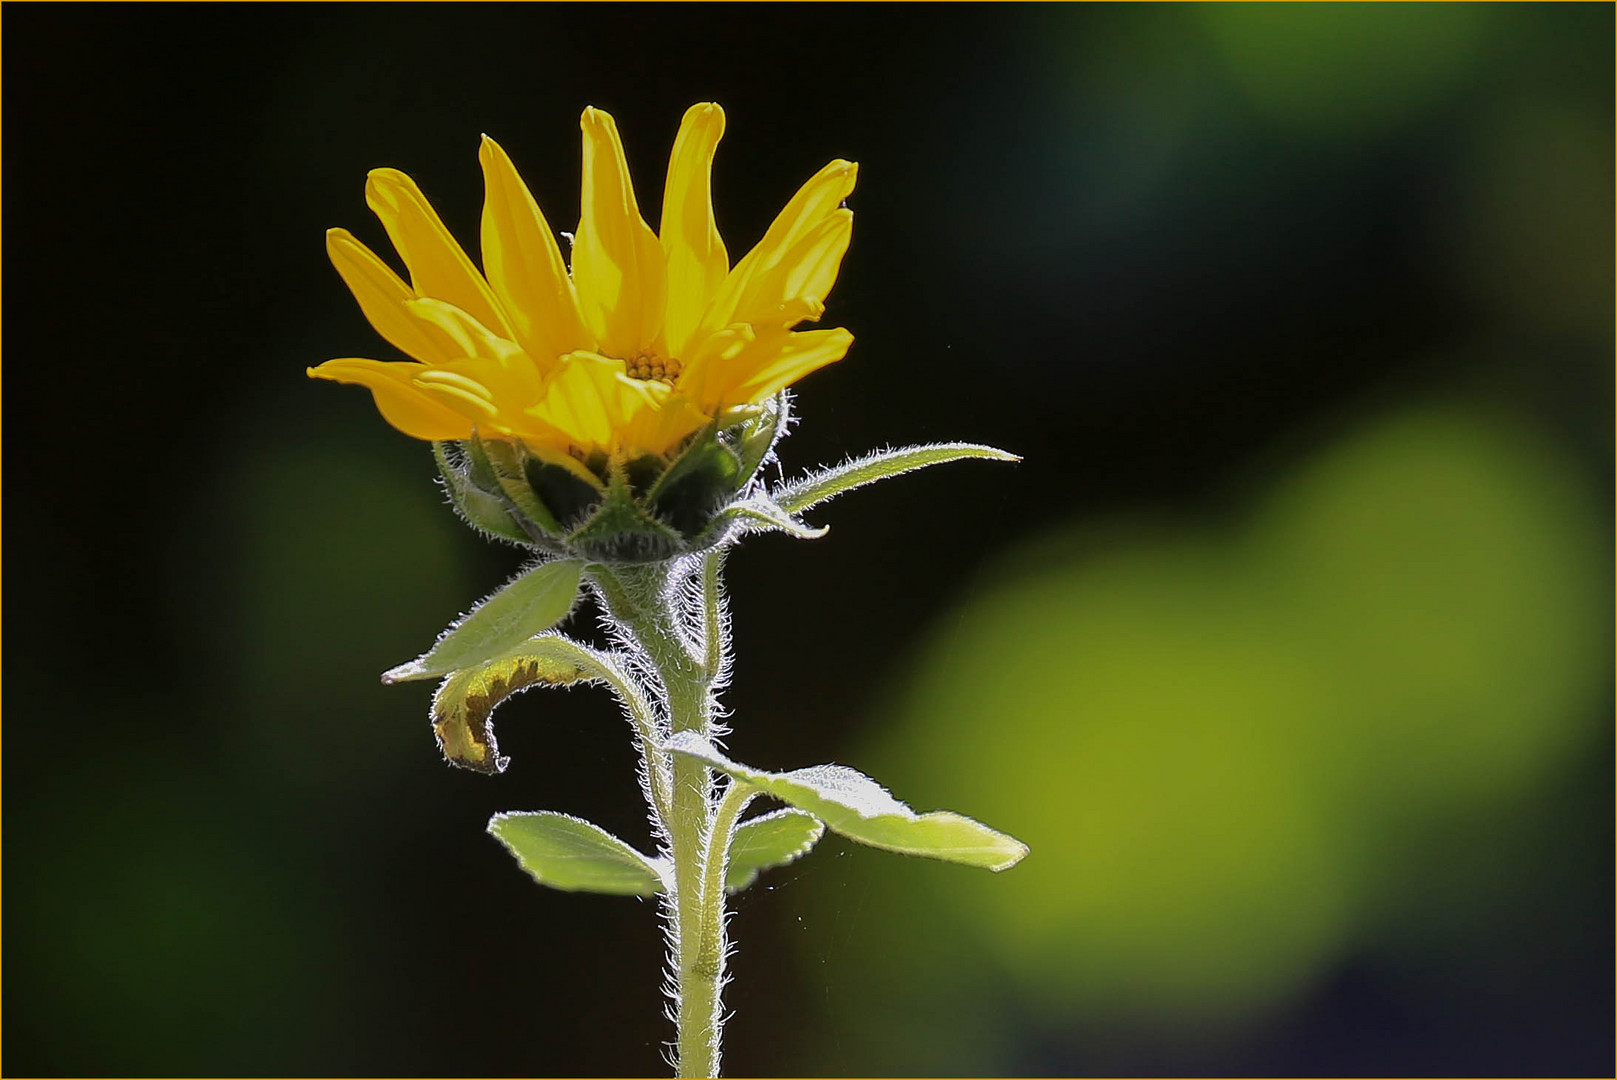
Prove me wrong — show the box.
[5,4,1611,1076]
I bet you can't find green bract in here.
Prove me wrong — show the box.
[434,396,792,563]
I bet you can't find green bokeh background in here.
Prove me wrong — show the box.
[5,4,1610,1075]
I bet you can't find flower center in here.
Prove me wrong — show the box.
[623,350,683,385]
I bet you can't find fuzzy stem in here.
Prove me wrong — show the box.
[701,549,727,677]
[591,561,728,1078]
[696,779,757,1000]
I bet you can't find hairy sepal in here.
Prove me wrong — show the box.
[383,558,585,683]
[489,811,668,896]
[726,809,825,893]
[433,441,532,544]
[473,435,569,537]
[666,732,1029,872]
[772,442,1020,515]
[429,642,592,773]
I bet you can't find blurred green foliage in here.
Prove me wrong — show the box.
[1195,4,1499,135]
[811,401,1607,1072]
[227,437,473,789]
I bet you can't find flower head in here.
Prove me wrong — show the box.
[310,104,856,463]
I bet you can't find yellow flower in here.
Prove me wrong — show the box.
[309,104,856,462]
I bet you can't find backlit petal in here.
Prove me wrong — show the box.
[405,297,542,380]
[425,355,550,437]
[693,327,853,407]
[675,324,755,411]
[365,167,513,337]
[326,229,452,364]
[478,135,594,362]
[525,352,663,451]
[727,328,853,403]
[618,389,712,458]
[729,210,852,331]
[701,159,857,335]
[660,103,729,360]
[307,358,475,440]
[573,107,667,359]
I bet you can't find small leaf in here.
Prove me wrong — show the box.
[489,811,666,896]
[431,648,590,773]
[772,442,1020,515]
[666,732,1029,872]
[726,809,825,893]
[382,558,585,683]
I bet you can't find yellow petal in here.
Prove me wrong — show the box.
[726,328,853,403]
[525,351,664,451]
[422,354,547,437]
[675,324,755,411]
[572,107,667,360]
[685,327,852,408]
[617,389,712,458]
[307,358,475,440]
[478,135,595,363]
[728,210,852,331]
[660,103,730,360]
[701,159,857,335]
[411,367,501,424]
[404,297,542,382]
[325,229,452,364]
[365,167,513,338]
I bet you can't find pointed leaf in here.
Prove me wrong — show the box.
[726,808,825,893]
[431,647,591,773]
[383,558,585,682]
[772,442,1020,515]
[666,732,1028,872]
[489,811,666,896]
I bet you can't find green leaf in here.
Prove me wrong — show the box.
[382,558,586,683]
[666,732,1029,872]
[432,441,532,544]
[772,442,1021,515]
[489,811,666,896]
[726,809,825,893]
[430,647,591,773]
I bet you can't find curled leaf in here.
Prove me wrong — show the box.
[433,650,589,773]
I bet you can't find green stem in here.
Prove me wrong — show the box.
[695,779,757,1007]
[591,560,729,1078]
